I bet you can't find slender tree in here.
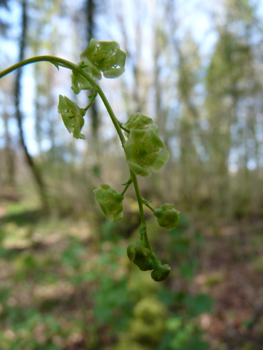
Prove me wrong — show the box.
[14,0,49,211]
[204,0,258,215]
[85,0,100,176]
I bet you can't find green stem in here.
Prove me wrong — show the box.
[84,92,97,111]
[0,56,126,145]
[130,170,151,250]
[142,199,155,213]
[0,55,150,249]
[121,177,132,196]
[118,122,130,134]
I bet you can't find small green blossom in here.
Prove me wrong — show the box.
[58,95,86,139]
[127,243,154,271]
[125,112,154,130]
[151,264,171,282]
[71,39,126,94]
[154,203,180,230]
[127,240,171,281]
[124,113,170,177]
[93,184,124,222]
[80,39,126,79]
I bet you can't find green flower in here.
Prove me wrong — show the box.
[151,264,171,282]
[93,184,124,222]
[71,39,126,94]
[57,95,85,139]
[154,203,180,230]
[124,113,169,177]
[80,39,126,79]
[127,243,154,271]
[127,240,171,281]
[125,112,154,130]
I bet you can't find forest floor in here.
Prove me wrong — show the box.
[0,193,262,350]
[195,219,263,350]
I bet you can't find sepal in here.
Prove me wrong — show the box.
[58,95,86,139]
[80,39,126,79]
[93,184,124,222]
[124,113,170,177]
[71,66,93,94]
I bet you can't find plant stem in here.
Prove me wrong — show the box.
[121,177,132,196]
[0,56,126,145]
[84,92,97,111]
[118,122,130,134]
[0,55,150,249]
[130,170,151,250]
[142,199,155,213]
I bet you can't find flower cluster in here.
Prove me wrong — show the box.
[127,240,171,282]
[124,113,170,177]
[57,40,179,281]
[1,37,181,283]
[93,184,124,223]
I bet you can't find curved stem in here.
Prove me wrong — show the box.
[0,56,126,145]
[118,122,130,134]
[0,55,150,249]
[84,92,97,111]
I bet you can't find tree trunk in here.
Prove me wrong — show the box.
[14,0,49,212]
[3,111,15,186]
[85,0,101,177]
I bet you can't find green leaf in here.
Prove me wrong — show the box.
[179,260,198,281]
[184,293,214,317]
[182,338,210,350]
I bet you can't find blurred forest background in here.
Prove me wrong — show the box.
[0,0,263,349]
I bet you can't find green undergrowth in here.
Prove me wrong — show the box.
[0,200,212,350]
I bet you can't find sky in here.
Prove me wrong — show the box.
[0,0,262,164]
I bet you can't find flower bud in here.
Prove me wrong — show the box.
[154,203,180,230]
[126,243,154,271]
[151,264,171,282]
